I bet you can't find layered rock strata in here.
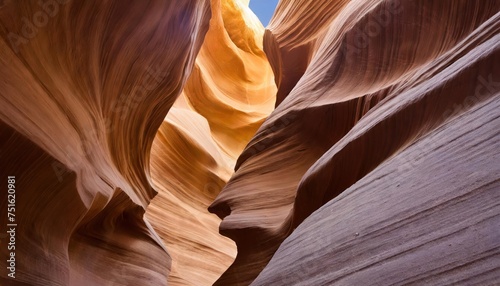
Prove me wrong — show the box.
[0,1,211,285]
[146,0,275,284]
[209,1,500,284]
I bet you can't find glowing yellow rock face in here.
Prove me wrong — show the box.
[184,0,276,159]
[146,0,276,285]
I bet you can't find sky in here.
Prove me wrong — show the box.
[249,0,280,26]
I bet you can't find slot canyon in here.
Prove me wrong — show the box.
[0,0,499,285]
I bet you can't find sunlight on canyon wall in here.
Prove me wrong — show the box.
[0,0,210,285]
[0,0,499,286]
[0,0,274,285]
[146,0,275,285]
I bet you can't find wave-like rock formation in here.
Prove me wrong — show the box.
[145,0,275,284]
[1,0,499,285]
[0,0,275,285]
[253,94,500,285]
[209,0,500,284]
[0,0,212,285]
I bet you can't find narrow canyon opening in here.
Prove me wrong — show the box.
[144,0,277,284]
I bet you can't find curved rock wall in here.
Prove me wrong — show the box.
[1,0,275,285]
[0,0,211,285]
[209,0,500,284]
[146,0,276,284]
[253,93,500,285]
[1,0,498,285]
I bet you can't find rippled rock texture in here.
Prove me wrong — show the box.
[145,0,275,284]
[1,0,499,285]
[0,0,213,284]
[209,0,500,285]
[0,0,275,285]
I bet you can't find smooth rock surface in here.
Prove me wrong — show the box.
[0,1,211,285]
[146,0,275,284]
[1,0,499,285]
[253,90,500,286]
[210,1,500,284]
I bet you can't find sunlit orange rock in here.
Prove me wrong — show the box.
[1,0,499,285]
[146,0,276,284]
